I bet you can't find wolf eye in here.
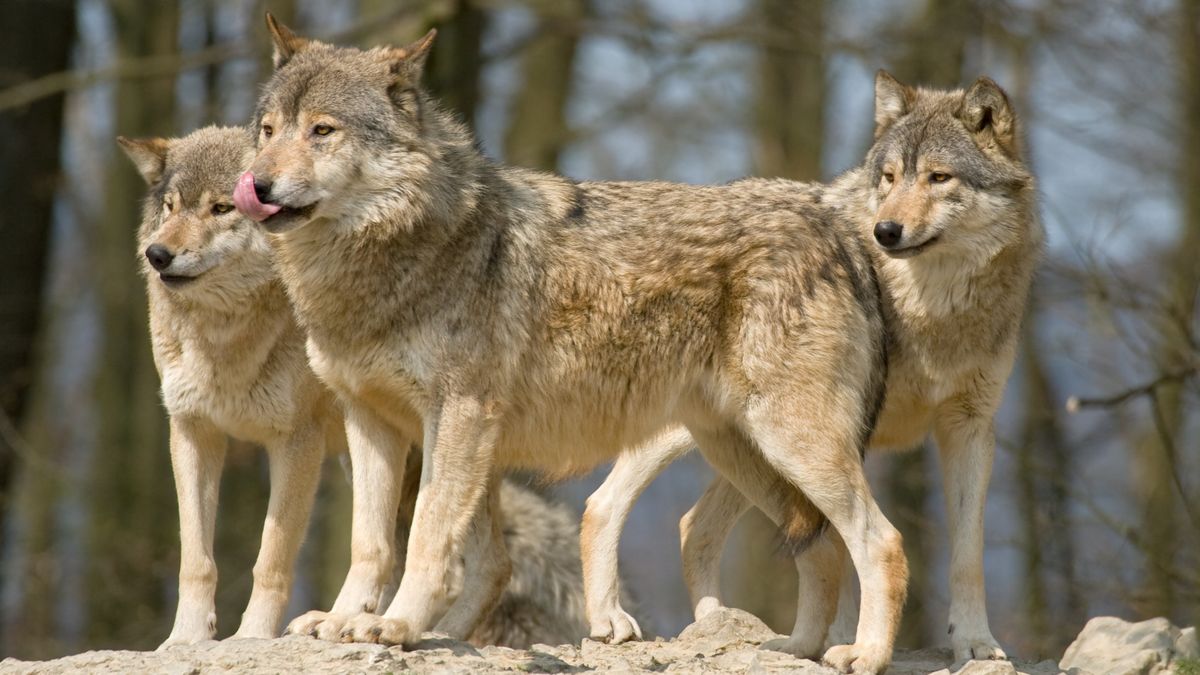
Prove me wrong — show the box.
[929,172,952,183]
[212,203,235,215]
[262,124,273,138]
[882,172,895,184]
[312,124,334,136]
[163,199,174,213]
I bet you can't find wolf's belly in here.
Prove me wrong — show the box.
[494,381,683,478]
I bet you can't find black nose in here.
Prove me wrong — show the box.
[873,220,904,248]
[145,244,175,271]
[253,177,273,202]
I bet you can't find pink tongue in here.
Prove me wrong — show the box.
[233,171,282,222]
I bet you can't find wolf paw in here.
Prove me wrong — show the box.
[157,612,217,650]
[589,608,643,644]
[285,610,354,642]
[762,634,824,660]
[952,633,1007,661]
[823,642,892,674]
[338,612,417,646]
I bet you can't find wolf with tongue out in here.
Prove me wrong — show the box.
[240,14,904,675]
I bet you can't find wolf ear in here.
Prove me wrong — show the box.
[874,70,914,138]
[117,136,171,185]
[958,76,1019,157]
[265,12,311,69]
[388,29,437,84]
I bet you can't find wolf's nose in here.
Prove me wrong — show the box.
[145,244,175,271]
[874,221,904,248]
[253,177,273,202]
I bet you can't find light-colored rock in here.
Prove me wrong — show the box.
[1177,627,1199,660]
[1060,616,1199,675]
[14,612,1194,675]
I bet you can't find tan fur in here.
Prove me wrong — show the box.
[243,18,900,673]
[580,72,1043,666]
[120,126,596,650]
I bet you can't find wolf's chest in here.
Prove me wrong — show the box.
[160,351,300,446]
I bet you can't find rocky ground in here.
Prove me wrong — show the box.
[2,609,1196,675]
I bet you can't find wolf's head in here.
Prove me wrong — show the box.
[119,126,275,305]
[235,15,470,236]
[862,71,1034,264]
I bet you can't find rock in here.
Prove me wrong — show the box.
[1178,627,1199,660]
[1060,616,1199,675]
[675,607,782,654]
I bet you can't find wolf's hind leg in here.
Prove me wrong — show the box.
[160,417,227,650]
[232,422,324,639]
[582,427,692,643]
[433,475,511,639]
[286,403,408,641]
[679,476,747,620]
[742,405,906,675]
[685,424,837,659]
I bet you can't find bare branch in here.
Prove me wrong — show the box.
[1066,365,1199,412]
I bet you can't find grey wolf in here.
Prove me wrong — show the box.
[236,16,902,673]
[580,71,1043,665]
[120,126,594,650]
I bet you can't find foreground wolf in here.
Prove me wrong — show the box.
[582,72,1043,663]
[120,126,593,649]
[235,17,903,672]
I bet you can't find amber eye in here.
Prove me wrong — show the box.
[929,172,952,183]
[212,203,234,215]
[313,124,334,136]
[882,171,895,184]
[262,124,273,138]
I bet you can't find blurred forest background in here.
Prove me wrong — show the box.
[1,0,1198,663]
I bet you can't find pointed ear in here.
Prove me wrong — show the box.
[117,136,170,185]
[388,29,437,85]
[958,76,1019,157]
[265,12,311,69]
[874,70,914,139]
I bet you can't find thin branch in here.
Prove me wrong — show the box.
[1066,365,1199,411]
[0,5,425,113]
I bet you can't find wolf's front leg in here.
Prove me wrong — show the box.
[160,417,227,649]
[934,405,1006,662]
[582,428,691,643]
[340,395,497,646]
[286,403,408,641]
[233,422,324,639]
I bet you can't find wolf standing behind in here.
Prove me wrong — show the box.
[582,72,1044,663]
[237,17,903,673]
[120,126,335,648]
[120,126,595,650]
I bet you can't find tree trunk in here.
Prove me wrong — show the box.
[83,0,180,650]
[503,0,584,170]
[423,0,487,129]
[0,0,77,659]
[0,0,76,566]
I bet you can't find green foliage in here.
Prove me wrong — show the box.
[1175,657,1200,675]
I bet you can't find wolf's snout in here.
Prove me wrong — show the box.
[145,244,175,271]
[874,220,903,248]
[234,171,283,222]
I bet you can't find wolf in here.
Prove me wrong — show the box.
[119,126,596,650]
[579,71,1043,664]
[235,17,903,673]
